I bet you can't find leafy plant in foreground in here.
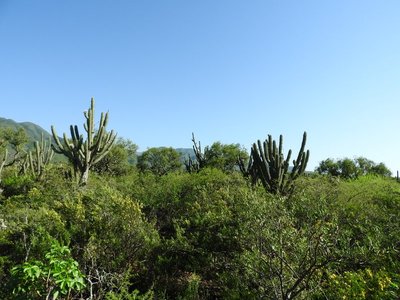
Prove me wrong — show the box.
[11,240,85,299]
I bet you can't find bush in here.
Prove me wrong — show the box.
[11,240,85,300]
[1,174,35,198]
[135,169,254,298]
[54,179,160,298]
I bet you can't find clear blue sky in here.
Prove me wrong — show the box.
[1,1,400,172]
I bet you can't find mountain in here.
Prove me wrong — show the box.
[176,148,195,160]
[0,117,53,147]
[0,118,195,163]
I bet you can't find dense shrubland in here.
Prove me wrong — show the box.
[0,100,398,299]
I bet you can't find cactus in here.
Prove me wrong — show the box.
[185,133,206,173]
[0,149,8,183]
[243,132,309,195]
[238,153,259,185]
[51,98,117,185]
[184,155,199,173]
[22,134,54,179]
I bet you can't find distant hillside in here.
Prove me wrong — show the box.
[176,148,195,161]
[0,118,196,164]
[0,117,52,146]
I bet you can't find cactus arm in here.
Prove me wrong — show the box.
[290,132,309,180]
[91,131,117,165]
[51,126,64,153]
[23,134,54,179]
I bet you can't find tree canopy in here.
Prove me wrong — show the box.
[316,156,392,178]
[137,147,182,176]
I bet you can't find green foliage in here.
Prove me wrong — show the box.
[53,181,160,298]
[0,127,28,181]
[0,189,70,298]
[117,137,139,165]
[186,133,248,173]
[0,167,159,298]
[0,117,52,145]
[11,240,85,299]
[225,183,340,299]
[1,124,399,299]
[316,156,392,178]
[177,273,201,300]
[51,98,117,185]
[106,289,154,300]
[1,174,35,198]
[136,169,256,298]
[105,271,154,300]
[333,176,400,271]
[203,142,248,172]
[137,147,182,175]
[92,137,137,176]
[0,127,28,155]
[319,269,399,299]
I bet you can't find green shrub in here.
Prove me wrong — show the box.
[319,268,399,299]
[1,174,35,198]
[53,179,160,298]
[11,240,85,299]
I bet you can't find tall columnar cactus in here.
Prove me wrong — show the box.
[185,133,206,173]
[23,134,54,180]
[51,98,117,185]
[244,132,309,195]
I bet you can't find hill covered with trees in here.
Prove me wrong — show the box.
[0,117,52,145]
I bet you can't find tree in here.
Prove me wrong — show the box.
[0,127,28,158]
[0,128,28,165]
[355,157,392,177]
[315,158,340,177]
[137,147,182,176]
[115,137,138,165]
[316,157,392,179]
[51,98,117,185]
[204,142,248,172]
[370,162,392,177]
[339,158,358,179]
[186,133,249,173]
[0,127,28,182]
[92,137,138,176]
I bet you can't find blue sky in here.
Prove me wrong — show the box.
[1,1,400,172]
